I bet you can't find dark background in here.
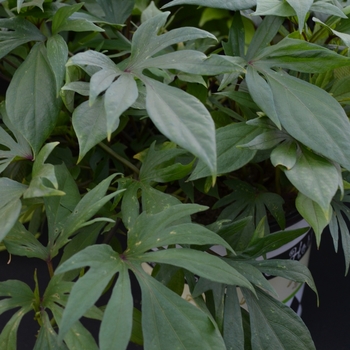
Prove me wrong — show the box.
[1,228,350,349]
[302,228,350,350]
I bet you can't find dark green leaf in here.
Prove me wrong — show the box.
[242,288,315,350]
[189,123,259,180]
[0,17,45,59]
[246,15,284,61]
[263,68,350,171]
[248,258,318,301]
[255,37,350,72]
[223,286,245,350]
[34,311,69,350]
[4,222,48,260]
[241,227,309,258]
[73,97,108,162]
[55,245,123,339]
[6,43,62,156]
[51,304,99,350]
[137,249,254,291]
[0,306,33,350]
[96,0,135,24]
[100,266,133,350]
[134,266,227,350]
[162,0,257,10]
[144,77,217,178]
[47,35,68,96]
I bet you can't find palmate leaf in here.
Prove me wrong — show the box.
[133,266,227,350]
[52,174,122,255]
[162,0,257,10]
[126,203,235,255]
[51,304,99,350]
[128,12,216,67]
[55,245,125,341]
[6,43,62,156]
[0,17,45,59]
[33,311,69,350]
[96,0,135,24]
[242,288,315,350]
[0,280,34,349]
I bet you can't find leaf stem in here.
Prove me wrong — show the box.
[98,142,140,175]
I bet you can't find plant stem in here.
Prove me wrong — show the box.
[98,142,140,175]
[47,260,54,279]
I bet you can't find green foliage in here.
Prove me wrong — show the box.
[3,0,350,349]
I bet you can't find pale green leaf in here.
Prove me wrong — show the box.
[89,69,120,106]
[55,245,123,340]
[296,192,332,246]
[105,73,138,137]
[285,0,313,32]
[67,50,119,72]
[254,0,295,17]
[284,147,339,211]
[246,66,280,128]
[135,267,227,350]
[313,17,350,47]
[24,143,65,199]
[129,12,216,67]
[0,17,45,59]
[73,97,108,162]
[136,51,246,75]
[6,43,62,156]
[162,0,257,10]
[141,1,163,22]
[271,141,298,170]
[144,77,217,177]
[264,68,350,171]
[311,2,347,19]
[242,288,315,350]
[189,123,259,180]
[100,267,133,350]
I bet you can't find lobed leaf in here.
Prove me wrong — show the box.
[55,245,123,340]
[134,266,227,350]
